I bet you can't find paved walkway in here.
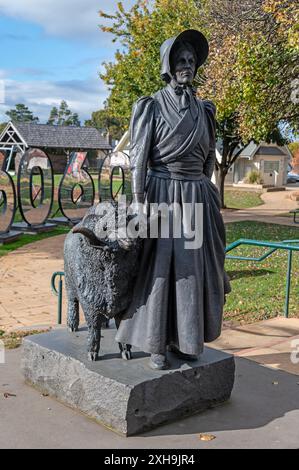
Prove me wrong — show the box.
[222,190,299,226]
[1,325,299,448]
[0,235,66,331]
[213,317,299,376]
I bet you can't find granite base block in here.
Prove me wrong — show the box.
[21,327,235,436]
[12,222,57,233]
[0,230,23,245]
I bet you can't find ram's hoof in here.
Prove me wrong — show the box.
[88,352,99,361]
[121,350,132,360]
[68,326,78,333]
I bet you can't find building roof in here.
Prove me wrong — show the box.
[255,145,286,156]
[233,142,290,160]
[214,140,291,165]
[1,122,112,151]
[238,141,258,158]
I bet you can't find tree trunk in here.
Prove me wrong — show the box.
[219,167,227,209]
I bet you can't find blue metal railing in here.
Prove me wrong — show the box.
[51,238,299,323]
[225,238,299,318]
[51,271,65,324]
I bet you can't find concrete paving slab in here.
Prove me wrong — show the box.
[211,318,299,355]
[237,349,299,376]
[211,329,281,353]
[1,348,299,449]
[236,317,299,337]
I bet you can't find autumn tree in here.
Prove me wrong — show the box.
[99,0,206,127]
[289,142,299,173]
[47,100,81,126]
[198,0,299,204]
[85,107,124,141]
[100,0,299,207]
[264,0,299,51]
[6,104,39,123]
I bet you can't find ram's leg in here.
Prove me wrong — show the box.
[115,313,132,360]
[86,313,105,361]
[67,296,79,332]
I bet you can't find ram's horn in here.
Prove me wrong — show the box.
[72,227,109,247]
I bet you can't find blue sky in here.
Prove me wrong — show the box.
[0,0,135,123]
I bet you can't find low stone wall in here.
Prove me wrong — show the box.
[232,183,286,192]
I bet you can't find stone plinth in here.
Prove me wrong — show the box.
[0,230,23,245]
[12,222,57,233]
[21,327,235,436]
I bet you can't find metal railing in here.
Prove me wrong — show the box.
[51,238,299,323]
[51,271,65,324]
[225,238,299,318]
[289,209,299,224]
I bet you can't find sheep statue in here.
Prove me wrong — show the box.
[64,200,143,361]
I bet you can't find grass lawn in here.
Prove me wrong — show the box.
[0,225,69,258]
[224,221,299,323]
[0,328,51,349]
[224,189,263,209]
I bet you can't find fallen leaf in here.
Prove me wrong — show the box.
[198,434,216,441]
[272,381,279,385]
[4,393,16,398]
[41,393,49,397]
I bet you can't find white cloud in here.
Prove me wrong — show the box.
[0,0,135,43]
[0,76,107,123]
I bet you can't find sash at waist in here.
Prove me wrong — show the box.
[148,167,204,181]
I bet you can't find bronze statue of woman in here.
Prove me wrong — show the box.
[115,29,231,370]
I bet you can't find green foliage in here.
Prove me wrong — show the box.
[0,122,7,134]
[47,100,81,126]
[244,170,264,184]
[264,0,299,52]
[200,1,299,141]
[0,225,69,258]
[99,0,205,126]
[6,104,39,123]
[289,141,299,156]
[85,108,124,140]
[235,35,298,142]
[99,0,299,207]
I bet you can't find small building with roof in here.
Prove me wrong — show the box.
[0,121,113,173]
[213,141,292,187]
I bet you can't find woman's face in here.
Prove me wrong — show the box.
[171,47,196,85]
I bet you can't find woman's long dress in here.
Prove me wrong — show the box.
[115,84,231,356]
